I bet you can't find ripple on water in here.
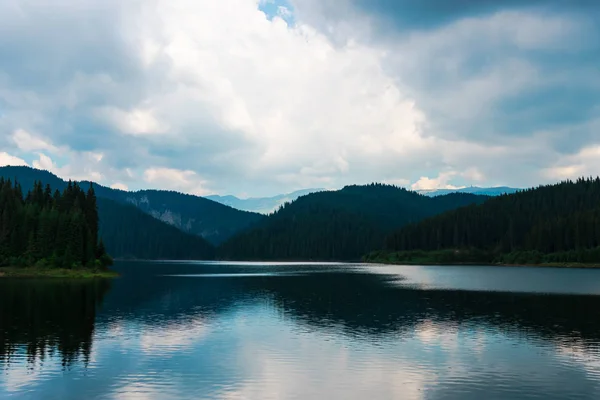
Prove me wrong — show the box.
[3,262,600,399]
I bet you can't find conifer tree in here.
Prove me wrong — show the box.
[0,180,111,269]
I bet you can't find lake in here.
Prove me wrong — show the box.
[2,262,600,399]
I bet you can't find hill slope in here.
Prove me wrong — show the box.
[0,166,263,245]
[378,178,600,264]
[97,198,215,260]
[94,188,263,245]
[218,184,488,261]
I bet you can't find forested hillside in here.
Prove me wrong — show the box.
[218,184,488,261]
[98,198,215,260]
[0,166,263,245]
[0,179,112,269]
[376,178,600,264]
[104,189,262,245]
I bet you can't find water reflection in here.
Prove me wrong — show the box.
[2,262,600,399]
[0,279,111,369]
[253,272,600,346]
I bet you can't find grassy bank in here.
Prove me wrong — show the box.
[363,249,600,268]
[0,266,119,278]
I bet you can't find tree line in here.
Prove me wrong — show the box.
[0,178,112,269]
[380,177,600,264]
[218,184,488,261]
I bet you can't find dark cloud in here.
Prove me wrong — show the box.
[292,0,600,156]
[0,1,141,92]
[350,0,600,33]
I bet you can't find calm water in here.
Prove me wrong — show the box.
[3,262,600,399]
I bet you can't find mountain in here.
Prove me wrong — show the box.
[94,189,263,245]
[218,183,488,261]
[0,166,263,245]
[417,186,519,197]
[0,171,213,262]
[97,198,215,260]
[206,188,325,214]
[377,177,600,264]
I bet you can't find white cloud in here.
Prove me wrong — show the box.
[411,171,461,191]
[144,0,428,178]
[0,0,433,195]
[110,182,129,191]
[12,129,59,153]
[32,153,55,171]
[543,144,600,181]
[95,107,167,136]
[32,152,104,183]
[0,152,28,167]
[143,167,210,195]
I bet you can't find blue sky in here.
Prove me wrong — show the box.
[0,0,598,197]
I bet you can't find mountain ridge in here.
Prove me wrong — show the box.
[417,186,519,197]
[206,188,325,214]
[375,177,600,265]
[219,183,489,261]
[0,166,263,245]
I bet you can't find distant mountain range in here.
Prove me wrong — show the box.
[208,186,519,213]
[206,188,324,214]
[417,186,519,197]
[0,166,528,262]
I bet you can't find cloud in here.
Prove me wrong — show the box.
[411,172,461,191]
[33,152,105,182]
[110,182,129,191]
[143,167,211,196]
[0,152,28,167]
[0,0,598,196]
[11,129,59,153]
[94,107,168,136]
[543,143,600,181]
[382,10,599,146]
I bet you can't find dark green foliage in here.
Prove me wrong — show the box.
[95,189,263,245]
[219,184,488,261]
[0,166,217,260]
[0,166,263,245]
[364,249,495,264]
[384,177,600,264]
[0,178,112,269]
[97,198,215,260]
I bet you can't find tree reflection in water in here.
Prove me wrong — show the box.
[0,279,111,369]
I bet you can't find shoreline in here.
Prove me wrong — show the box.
[364,259,600,269]
[0,266,119,279]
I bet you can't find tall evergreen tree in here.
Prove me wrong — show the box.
[0,180,112,269]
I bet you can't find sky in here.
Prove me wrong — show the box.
[0,0,599,197]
